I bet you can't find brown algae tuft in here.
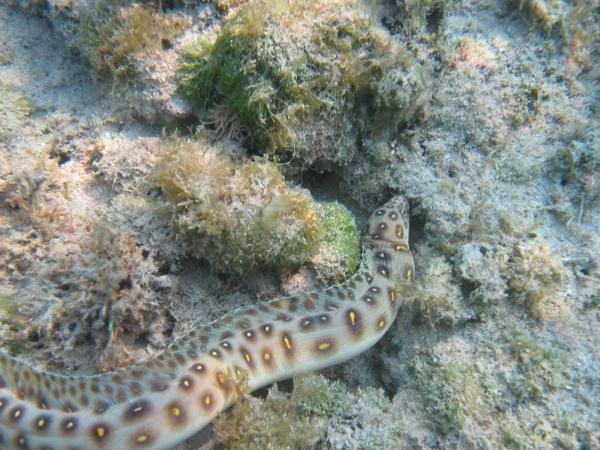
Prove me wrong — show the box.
[79,0,190,81]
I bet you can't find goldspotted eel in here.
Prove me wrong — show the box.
[0,195,414,450]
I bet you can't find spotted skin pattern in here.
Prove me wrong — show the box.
[0,196,414,450]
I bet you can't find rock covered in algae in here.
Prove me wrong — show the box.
[177,0,431,171]
[156,136,321,274]
[155,136,360,278]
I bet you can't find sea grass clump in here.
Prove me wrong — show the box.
[156,137,322,274]
[177,0,430,170]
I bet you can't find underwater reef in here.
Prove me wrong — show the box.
[0,0,598,448]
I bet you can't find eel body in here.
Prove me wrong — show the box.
[0,196,414,450]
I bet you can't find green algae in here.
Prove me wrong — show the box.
[0,296,20,352]
[408,351,497,436]
[312,202,361,283]
[177,0,430,169]
[214,388,322,449]
[504,328,569,402]
[0,296,18,322]
[291,373,347,417]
